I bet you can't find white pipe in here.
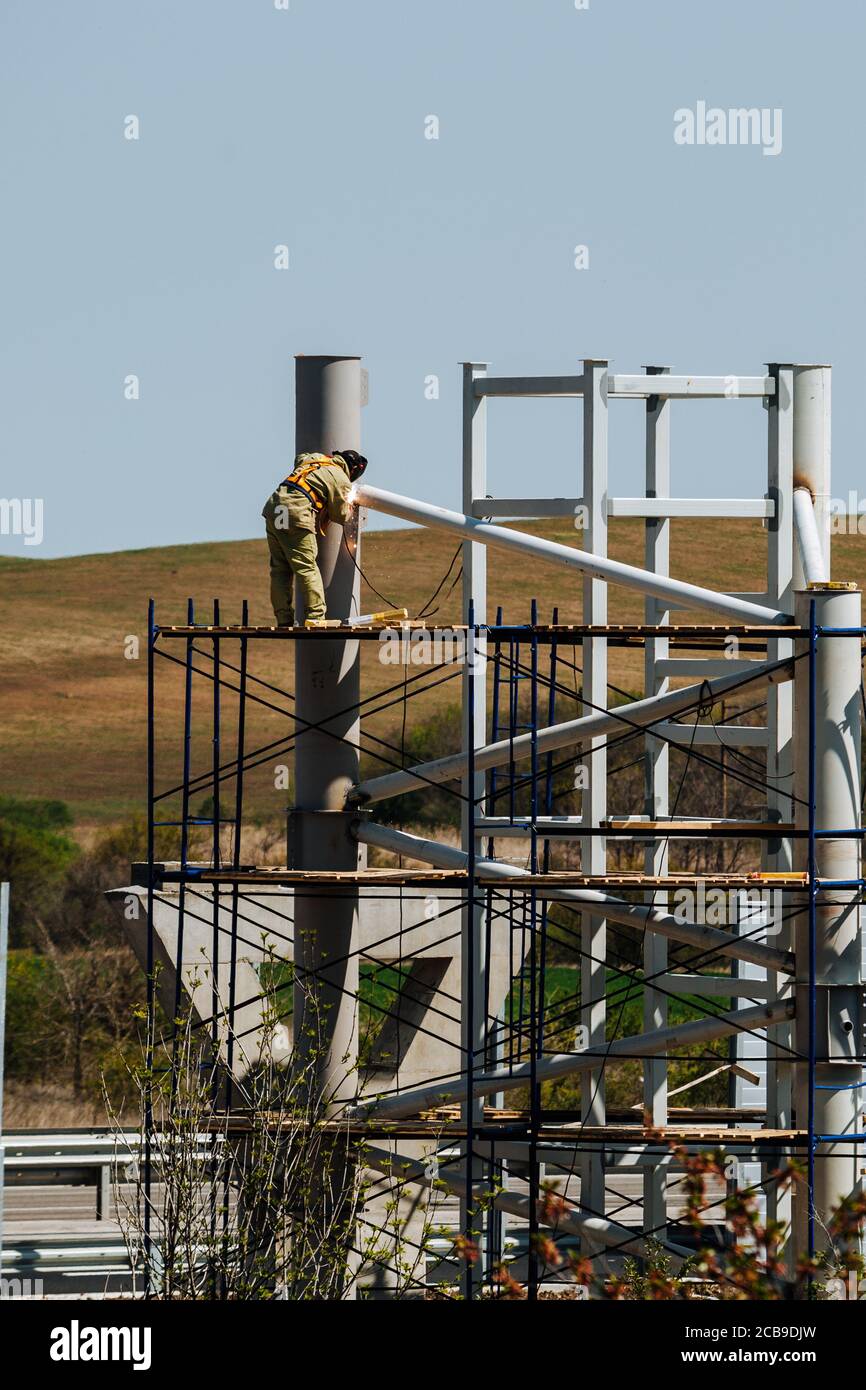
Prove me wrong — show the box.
[363,1146,692,1265]
[352,655,793,805]
[792,365,831,586]
[793,587,862,1246]
[352,822,793,975]
[355,482,788,624]
[793,487,829,586]
[353,999,793,1121]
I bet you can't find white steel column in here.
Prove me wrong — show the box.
[580,359,608,1254]
[761,363,795,1244]
[461,361,488,1275]
[642,365,670,1237]
[792,366,832,589]
[793,586,863,1256]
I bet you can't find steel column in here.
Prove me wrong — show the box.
[291,355,362,1108]
[793,586,863,1257]
[579,359,608,1258]
[461,363,488,1288]
[761,364,795,1248]
[792,366,832,588]
[461,361,488,1122]
[642,364,670,1236]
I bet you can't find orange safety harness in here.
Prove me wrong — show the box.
[281,457,333,515]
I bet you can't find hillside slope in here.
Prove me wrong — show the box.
[2,518,863,825]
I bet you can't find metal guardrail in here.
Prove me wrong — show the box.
[1,1130,137,1291]
[2,1128,142,1222]
[0,1128,221,1293]
[3,1128,220,1203]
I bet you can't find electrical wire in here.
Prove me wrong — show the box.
[340,532,463,621]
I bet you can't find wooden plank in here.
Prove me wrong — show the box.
[156,867,468,887]
[209,1115,808,1146]
[154,868,810,889]
[601,819,797,837]
[492,871,809,889]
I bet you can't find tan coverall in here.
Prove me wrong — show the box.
[261,453,353,625]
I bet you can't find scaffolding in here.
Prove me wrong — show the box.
[126,355,865,1299]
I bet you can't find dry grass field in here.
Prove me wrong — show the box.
[2,517,864,830]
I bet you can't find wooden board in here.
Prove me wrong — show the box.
[169,867,468,887]
[494,871,810,889]
[153,867,810,889]
[204,1113,808,1147]
[601,819,797,837]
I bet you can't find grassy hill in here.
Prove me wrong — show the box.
[2,517,864,828]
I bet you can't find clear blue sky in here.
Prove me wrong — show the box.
[2,0,863,557]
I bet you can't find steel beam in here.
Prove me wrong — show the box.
[351,655,792,805]
[470,497,774,521]
[608,497,774,519]
[354,483,788,625]
[793,487,829,586]
[608,375,775,399]
[362,1147,692,1265]
[352,1000,793,1120]
[473,375,585,398]
[351,821,793,975]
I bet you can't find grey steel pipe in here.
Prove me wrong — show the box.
[793,487,829,587]
[352,655,793,806]
[354,482,788,624]
[353,820,793,975]
[793,586,863,1251]
[352,999,793,1121]
[362,1146,693,1265]
[292,355,363,1108]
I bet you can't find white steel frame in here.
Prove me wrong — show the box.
[458,359,830,1257]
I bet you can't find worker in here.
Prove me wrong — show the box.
[262,449,368,626]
